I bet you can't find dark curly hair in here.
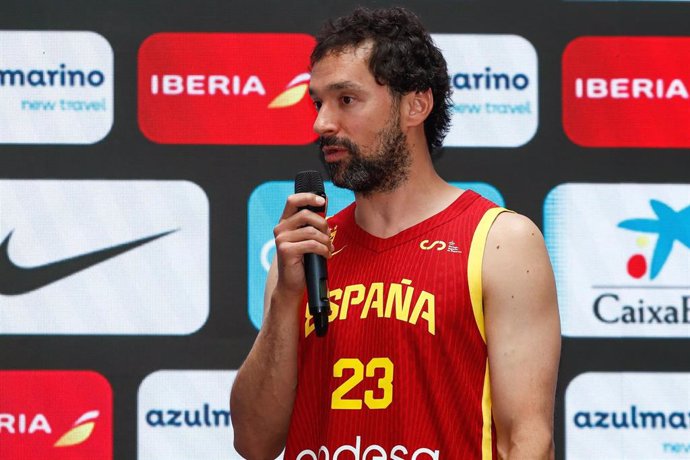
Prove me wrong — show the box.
[311,7,452,153]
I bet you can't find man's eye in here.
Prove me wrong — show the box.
[313,101,322,110]
[342,96,353,105]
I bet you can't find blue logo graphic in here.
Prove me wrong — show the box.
[247,182,504,330]
[618,200,690,279]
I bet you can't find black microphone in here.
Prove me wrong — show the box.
[295,170,330,337]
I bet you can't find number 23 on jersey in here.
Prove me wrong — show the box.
[331,357,394,410]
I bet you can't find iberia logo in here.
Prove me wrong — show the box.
[563,37,690,147]
[619,200,690,280]
[268,73,311,109]
[0,371,112,459]
[54,410,101,447]
[138,33,317,145]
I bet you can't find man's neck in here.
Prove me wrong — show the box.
[352,160,462,239]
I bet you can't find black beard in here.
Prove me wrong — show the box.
[319,117,411,196]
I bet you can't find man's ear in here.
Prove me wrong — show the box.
[402,88,433,127]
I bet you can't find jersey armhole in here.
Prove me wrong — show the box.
[467,207,511,343]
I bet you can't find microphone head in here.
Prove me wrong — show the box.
[295,170,325,195]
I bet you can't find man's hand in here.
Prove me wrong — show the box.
[272,192,333,296]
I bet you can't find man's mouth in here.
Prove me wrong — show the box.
[322,146,350,162]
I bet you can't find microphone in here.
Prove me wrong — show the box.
[295,170,330,337]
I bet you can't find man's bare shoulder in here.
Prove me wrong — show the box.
[489,211,543,243]
[482,211,555,298]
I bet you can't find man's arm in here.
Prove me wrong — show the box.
[483,212,561,460]
[230,193,332,459]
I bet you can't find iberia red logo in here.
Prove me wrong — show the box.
[138,33,317,145]
[563,37,690,148]
[0,371,112,459]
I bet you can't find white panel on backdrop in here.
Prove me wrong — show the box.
[433,34,538,147]
[544,183,690,337]
[566,373,690,459]
[0,31,113,144]
[138,370,244,460]
[0,180,209,334]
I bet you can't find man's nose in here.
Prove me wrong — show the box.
[313,105,338,137]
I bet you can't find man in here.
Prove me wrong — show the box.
[231,7,560,459]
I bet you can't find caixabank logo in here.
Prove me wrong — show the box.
[544,183,690,337]
[138,33,316,145]
[563,37,690,147]
[433,34,538,147]
[0,180,209,335]
[138,370,241,459]
[247,182,505,329]
[0,371,112,459]
[566,373,690,459]
[0,31,113,144]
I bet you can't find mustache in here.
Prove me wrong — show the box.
[319,136,358,153]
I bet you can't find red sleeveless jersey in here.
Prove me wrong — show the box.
[285,190,507,460]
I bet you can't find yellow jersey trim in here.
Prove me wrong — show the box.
[482,360,493,460]
[468,206,508,343]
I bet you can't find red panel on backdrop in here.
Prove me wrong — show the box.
[138,33,317,145]
[0,371,112,459]
[563,37,690,148]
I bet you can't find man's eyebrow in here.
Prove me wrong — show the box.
[309,81,363,96]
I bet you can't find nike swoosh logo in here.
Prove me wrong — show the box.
[0,229,178,295]
[331,245,347,257]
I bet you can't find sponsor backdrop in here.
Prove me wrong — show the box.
[0,0,688,458]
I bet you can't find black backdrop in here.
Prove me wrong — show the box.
[1,0,690,458]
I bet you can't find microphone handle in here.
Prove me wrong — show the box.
[304,252,329,337]
[299,200,330,337]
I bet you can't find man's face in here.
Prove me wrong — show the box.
[309,45,411,195]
